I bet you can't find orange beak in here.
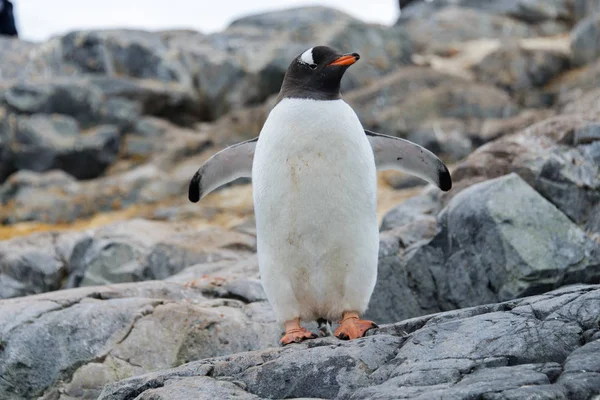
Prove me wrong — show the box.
[328,53,360,67]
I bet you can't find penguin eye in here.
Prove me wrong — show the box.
[309,63,317,70]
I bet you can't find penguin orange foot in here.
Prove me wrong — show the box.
[280,318,318,346]
[334,311,378,340]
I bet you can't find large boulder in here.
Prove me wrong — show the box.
[99,285,600,399]
[0,281,280,399]
[367,174,600,323]
[571,15,600,67]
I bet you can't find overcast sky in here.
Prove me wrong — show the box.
[13,1,399,42]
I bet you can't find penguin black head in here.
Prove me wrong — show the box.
[277,46,360,102]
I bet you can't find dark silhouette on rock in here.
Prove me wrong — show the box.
[0,0,17,37]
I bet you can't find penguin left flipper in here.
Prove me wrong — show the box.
[188,137,258,202]
[365,130,452,192]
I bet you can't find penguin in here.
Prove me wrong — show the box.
[189,46,451,345]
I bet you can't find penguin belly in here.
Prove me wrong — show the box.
[252,98,379,322]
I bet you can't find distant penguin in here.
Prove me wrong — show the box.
[189,46,451,345]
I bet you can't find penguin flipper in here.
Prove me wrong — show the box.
[365,130,452,191]
[188,137,258,202]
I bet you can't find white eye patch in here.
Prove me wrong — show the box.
[300,48,315,66]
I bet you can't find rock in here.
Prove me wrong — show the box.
[0,166,166,224]
[472,43,569,93]
[571,15,600,66]
[380,189,441,232]
[0,37,37,81]
[99,285,600,399]
[346,67,519,136]
[405,119,473,161]
[574,0,600,22]
[0,122,211,225]
[346,67,466,129]
[369,174,600,323]
[562,87,600,120]
[478,109,554,144]
[550,58,600,109]
[66,219,255,288]
[0,218,256,299]
[452,116,600,229]
[398,0,571,24]
[0,230,88,299]
[3,79,106,127]
[375,82,519,135]
[383,174,428,190]
[10,114,120,179]
[0,280,280,399]
[16,8,412,121]
[400,7,538,53]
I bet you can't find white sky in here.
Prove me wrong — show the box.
[13,1,399,42]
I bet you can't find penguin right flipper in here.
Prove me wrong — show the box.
[188,137,258,202]
[365,130,452,191]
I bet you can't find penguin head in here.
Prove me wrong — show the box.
[278,46,360,101]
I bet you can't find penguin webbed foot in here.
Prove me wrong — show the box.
[280,318,318,346]
[334,311,378,340]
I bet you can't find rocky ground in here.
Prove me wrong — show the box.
[0,1,599,399]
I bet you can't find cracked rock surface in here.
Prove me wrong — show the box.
[0,281,280,399]
[97,284,600,400]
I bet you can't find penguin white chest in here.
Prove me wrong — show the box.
[252,98,379,322]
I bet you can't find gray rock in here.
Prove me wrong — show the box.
[66,219,255,288]
[574,0,600,22]
[99,285,600,400]
[376,82,518,135]
[452,116,600,231]
[380,189,441,232]
[400,7,538,53]
[370,174,600,324]
[0,37,37,81]
[473,43,569,93]
[0,230,88,299]
[347,67,519,136]
[406,119,473,161]
[3,79,105,127]
[0,218,256,299]
[571,15,600,66]
[0,281,280,399]
[11,114,120,179]
[0,122,210,224]
[478,109,554,144]
[551,59,600,111]
[14,8,412,121]
[398,0,571,23]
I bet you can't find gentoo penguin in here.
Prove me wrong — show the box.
[189,46,451,345]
